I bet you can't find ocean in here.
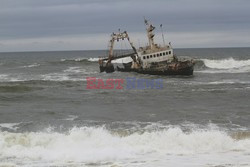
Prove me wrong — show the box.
[0,48,250,167]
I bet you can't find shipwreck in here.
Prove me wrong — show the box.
[99,19,195,75]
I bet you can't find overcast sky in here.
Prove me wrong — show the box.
[0,0,250,52]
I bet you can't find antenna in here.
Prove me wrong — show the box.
[144,17,155,49]
[143,16,147,25]
[160,24,166,46]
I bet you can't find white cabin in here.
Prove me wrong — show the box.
[137,45,174,69]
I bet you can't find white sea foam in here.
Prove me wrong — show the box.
[32,66,92,81]
[62,115,79,121]
[202,58,250,69]
[63,66,97,75]
[0,74,28,82]
[41,73,86,81]
[63,66,85,73]
[41,73,70,81]
[208,80,250,85]
[88,58,99,62]
[22,63,40,68]
[0,123,21,131]
[0,72,87,82]
[74,58,85,62]
[0,74,8,81]
[0,126,250,166]
[60,57,99,62]
[199,58,250,73]
[189,80,250,85]
[197,68,250,73]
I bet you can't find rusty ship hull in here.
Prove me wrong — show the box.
[117,60,194,76]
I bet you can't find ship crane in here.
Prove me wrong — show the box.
[99,31,140,73]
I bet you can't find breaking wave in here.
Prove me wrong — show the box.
[0,123,22,131]
[40,73,87,81]
[0,66,96,82]
[0,126,250,166]
[196,58,250,73]
[60,57,99,63]
[0,74,86,83]
[62,115,79,121]
[188,80,250,85]
[0,74,28,82]
[202,58,250,69]
[0,74,8,80]
[21,63,40,68]
[63,66,87,73]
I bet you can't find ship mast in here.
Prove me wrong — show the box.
[144,18,156,50]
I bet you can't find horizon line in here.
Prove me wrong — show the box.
[0,46,250,54]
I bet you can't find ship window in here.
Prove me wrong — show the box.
[147,56,149,59]
[163,52,165,56]
[166,52,168,55]
[157,54,159,57]
[143,56,146,59]
[150,55,152,58]
[154,54,156,57]
[169,51,171,54]
[160,53,162,56]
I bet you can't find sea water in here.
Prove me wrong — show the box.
[0,48,250,166]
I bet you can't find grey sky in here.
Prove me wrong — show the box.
[0,0,250,52]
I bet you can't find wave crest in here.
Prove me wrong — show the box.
[22,63,40,68]
[60,57,99,63]
[0,126,250,165]
[202,57,250,69]
[195,58,250,73]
